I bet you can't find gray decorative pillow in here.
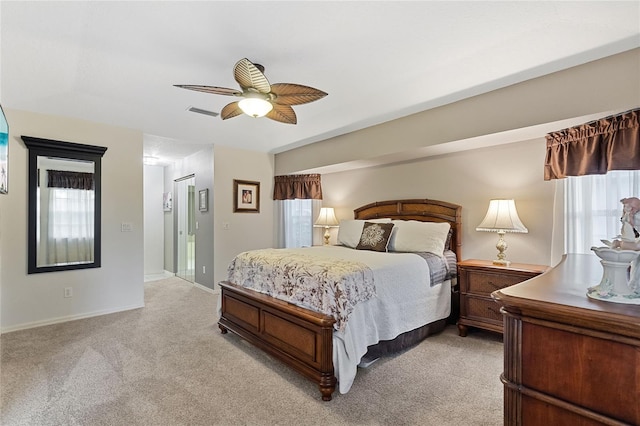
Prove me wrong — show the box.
[356,222,395,252]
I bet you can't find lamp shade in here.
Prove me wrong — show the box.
[314,207,339,227]
[238,98,273,117]
[476,199,528,233]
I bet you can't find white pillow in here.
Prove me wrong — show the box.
[337,219,391,248]
[388,220,451,255]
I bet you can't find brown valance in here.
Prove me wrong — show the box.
[544,108,640,180]
[273,174,323,200]
[48,170,94,190]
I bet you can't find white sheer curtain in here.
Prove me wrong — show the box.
[565,170,640,254]
[42,187,95,265]
[275,199,322,248]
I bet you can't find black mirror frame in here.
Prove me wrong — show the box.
[22,136,107,274]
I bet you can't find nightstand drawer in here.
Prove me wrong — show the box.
[467,271,522,295]
[457,259,548,337]
[464,295,503,323]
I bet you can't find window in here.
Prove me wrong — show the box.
[37,186,95,266]
[565,170,640,254]
[49,188,95,239]
[275,199,322,248]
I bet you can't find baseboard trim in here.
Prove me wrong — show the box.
[0,303,145,335]
[194,282,219,295]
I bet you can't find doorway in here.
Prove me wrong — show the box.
[175,175,195,282]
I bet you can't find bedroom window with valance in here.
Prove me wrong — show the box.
[273,173,323,200]
[273,174,323,248]
[544,108,639,180]
[544,109,640,254]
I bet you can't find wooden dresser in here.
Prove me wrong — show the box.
[457,259,548,336]
[492,254,640,426]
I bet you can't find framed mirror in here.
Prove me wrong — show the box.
[22,136,107,274]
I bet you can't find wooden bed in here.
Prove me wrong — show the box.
[218,199,462,401]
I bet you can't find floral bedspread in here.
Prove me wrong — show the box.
[227,248,376,331]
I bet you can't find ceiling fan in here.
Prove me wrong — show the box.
[175,58,328,124]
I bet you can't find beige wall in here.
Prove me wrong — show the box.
[275,48,639,268]
[321,138,560,266]
[276,48,639,175]
[213,145,275,286]
[0,109,144,332]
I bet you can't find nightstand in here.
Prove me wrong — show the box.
[457,259,548,336]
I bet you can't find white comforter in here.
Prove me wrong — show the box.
[321,246,451,393]
[219,245,451,394]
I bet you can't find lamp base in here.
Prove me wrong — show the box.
[494,230,510,267]
[323,227,331,246]
[492,259,511,267]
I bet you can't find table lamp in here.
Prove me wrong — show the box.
[476,199,528,266]
[314,207,339,245]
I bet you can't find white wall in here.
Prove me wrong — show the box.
[213,145,275,286]
[0,109,144,333]
[143,164,165,275]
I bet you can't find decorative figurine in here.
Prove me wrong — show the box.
[602,197,640,250]
[589,197,640,303]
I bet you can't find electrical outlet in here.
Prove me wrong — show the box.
[121,222,132,232]
[202,266,206,274]
[64,287,73,298]
[223,222,230,230]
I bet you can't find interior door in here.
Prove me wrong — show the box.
[175,175,195,282]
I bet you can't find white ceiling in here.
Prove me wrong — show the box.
[1,1,639,166]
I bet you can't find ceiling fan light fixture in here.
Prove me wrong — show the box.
[175,58,326,124]
[238,97,273,118]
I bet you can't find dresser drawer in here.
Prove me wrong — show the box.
[466,271,523,295]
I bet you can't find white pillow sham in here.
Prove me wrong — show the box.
[388,220,451,255]
[337,218,392,248]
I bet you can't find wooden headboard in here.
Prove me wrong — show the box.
[354,199,462,260]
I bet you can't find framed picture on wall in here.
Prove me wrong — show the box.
[0,104,8,194]
[199,188,209,212]
[233,179,260,213]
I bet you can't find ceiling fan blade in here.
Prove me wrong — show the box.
[234,58,271,93]
[174,85,241,96]
[270,83,328,105]
[220,102,244,120]
[266,104,297,125]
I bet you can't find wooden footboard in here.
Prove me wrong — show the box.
[218,281,337,401]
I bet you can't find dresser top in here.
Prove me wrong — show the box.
[493,254,640,339]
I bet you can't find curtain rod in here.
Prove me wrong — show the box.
[584,107,639,126]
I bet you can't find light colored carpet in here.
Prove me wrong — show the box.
[1,277,504,425]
